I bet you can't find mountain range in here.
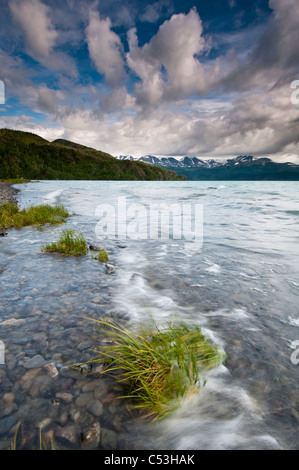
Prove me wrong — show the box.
[117,155,299,180]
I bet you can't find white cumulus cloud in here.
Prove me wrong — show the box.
[86,8,125,86]
[9,0,58,59]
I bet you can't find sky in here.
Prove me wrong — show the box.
[0,0,299,162]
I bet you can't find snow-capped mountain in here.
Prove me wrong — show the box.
[116,154,274,168]
[115,154,299,180]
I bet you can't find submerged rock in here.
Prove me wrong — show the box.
[24,355,47,369]
[81,422,101,449]
[55,424,81,447]
[44,362,58,378]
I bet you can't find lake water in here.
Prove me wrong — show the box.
[1,180,299,450]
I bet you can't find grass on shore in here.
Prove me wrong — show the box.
[42,229,88,256]
[87,317,225,421]
[0,202,69,230]
[0,178,31,184]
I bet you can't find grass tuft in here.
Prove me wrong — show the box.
[42,229,88,256]
[98,248,109,262]
[86,317,225,421]
[0,203,69,230]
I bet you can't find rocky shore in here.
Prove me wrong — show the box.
[0,182,19,206]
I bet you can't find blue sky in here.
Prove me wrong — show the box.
[0,0,298,161]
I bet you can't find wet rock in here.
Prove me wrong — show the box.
[55,392,73,403]
[44,362,58,378]
[69,408,81,423]
[81,422,101,449]
[19,368,43,391]
[100,427,118,449]
[24,355,47,369]
[0,416,17,436]
[0,318,26,326]
[86,399,104,417]
[105,264,115,274]
[55,424,81,447]
[93,381,109,400]
[102,392,116,405]
[81,381,98,393]
[0,403,18,419]
[75,392,93,407]
[89,244,102,251]
[2,392,15,404]
[60,378,74,391]
[56,411,68,426]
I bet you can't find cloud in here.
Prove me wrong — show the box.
[139,0,174,23]
[22,86,65,114]
[86,7,125,86]
[8,0,77,76]
[9,0,58,59]
[219,0,299,92]
[126,8,216,105]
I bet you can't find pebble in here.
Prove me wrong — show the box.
[100,427,118,449]
[0,416,17,436]
[55,392,73,403]
[86,399,104,417]
[0,318,26,326]
[44,362,59,378]
[55,424,81,447]
[75,392,93,407]
[81,422,101,449]
[2,392,15,404]
[24,355,47,369]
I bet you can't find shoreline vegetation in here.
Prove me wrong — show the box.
[0,202,70,231]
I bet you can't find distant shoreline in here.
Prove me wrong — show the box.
[0,182,19,206]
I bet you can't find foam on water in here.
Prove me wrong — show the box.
[43,189,64,204]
